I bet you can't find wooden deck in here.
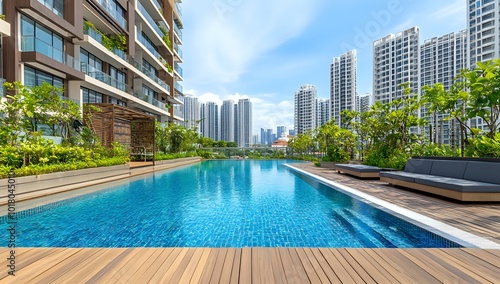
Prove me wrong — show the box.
[1,248,499,283]
[2,162,500,282]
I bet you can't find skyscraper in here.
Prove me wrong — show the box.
[182,96,200,131]
[236,99,252,147]
[467,0,500,67]
[316,98,331,127]
[220,100,235,142]
[355,93,372,114]
[373,27,420,104]
[420,30,467,145]
[331,50,357,126]
[294,85,317,134]
[276,126,287,139]
[200,102,219,141]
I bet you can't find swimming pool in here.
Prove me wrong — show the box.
[2,160,461,248]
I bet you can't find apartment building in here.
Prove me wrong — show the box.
[316,98,330,127]
[220,99,235,142]
[420,30,467,145]
[294,84,317,134]
[2,0,184,124]
[373,27,420,104]
[330,50,356,126]
[236,98,252,147]
[467,0,500,67]
[200,101,219,141]
[182,95,200,130]
[355,93,371,114]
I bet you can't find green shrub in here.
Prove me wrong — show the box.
[322,145,349,162]
[465,135,500,157]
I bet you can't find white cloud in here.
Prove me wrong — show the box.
[184,0,320,86]
[430,0,465,20]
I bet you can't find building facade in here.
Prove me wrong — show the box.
[200,101,219,141]
[276,126,286,139]
[316,98,330,127]
[467,0,500,67]
[2,0,184,124]
[420,30,468,145]
[220,99,235,142]
[182,95,200,131]
[235,99,252,147]
[330,50,356,126]
[373,27,420,105]
[355,93,371,114]
[294,85,317,134]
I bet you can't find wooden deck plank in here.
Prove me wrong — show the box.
[52,248,126,284]
[167,248,198,284]
[0,248,58,281]
[278,247,310,283]
[344,249,398,283]
[134,248,175,283]
[334,248,376,284]
[308,247,341,283]
[113,248,160,283]
[155,248,190,283]
[189,248,212,284]
[300,247,331,283]
[208,248,228,284]
[317,248,357,283]
[294,247,322,283]
[198,248,220,283]
[121,248,164,283]
[257,248,276,284]
[434,249,500,283]
[88,248,145,283]
[148,248,183,283]
[397,249,471,284]
[358,249,408,283]
[373,249,440,284]
[6,249,81,283]
[239,248,252,284]
[219,248,236,284]
[177,248,204,284]
[251,248,261,284]
[229,248,242,284]
[462,249,500,269]
[269,247,287,283]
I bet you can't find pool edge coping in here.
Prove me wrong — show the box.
[285,164,500,249]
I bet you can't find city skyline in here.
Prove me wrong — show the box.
[181,0,466,133]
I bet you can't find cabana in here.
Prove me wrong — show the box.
[84,104,155,162]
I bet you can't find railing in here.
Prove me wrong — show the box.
[151,0,163,10]
[152,97,167,111]
[59,95,80,105]
[95,0,127,29]
[20,36,80,70]
[133,91,167,112]
[174,63,183,77]
[175,2,182,17]
[174,81,183,93]
[81,63,127,92]
[174,92,183,103]
[174,23,183,40]
[173,104,183,118]
[137,1,164,40]
[84,28,127,60]
[174,42,183,59]
[133,60,170,93]
[136,30,169,67]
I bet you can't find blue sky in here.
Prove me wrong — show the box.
[181,0,466,134]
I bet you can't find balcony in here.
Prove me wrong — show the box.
[174,22,183,41]
[173,104,183,118]
[134,92,168,111]
[133,60,171,93]
[95,0,127,29]
[174,62,183,78]
[37,0,63,18]
[84,28,127,61]
[174,42,183,60]
[175,2,182,17]
[20,36,81,71]
[175,81,183,93]
[81,63,127,92]
[137,1,165,40]
[136,30,169,68]
[151,0,163,10]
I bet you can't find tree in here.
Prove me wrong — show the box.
[288,131,314,158]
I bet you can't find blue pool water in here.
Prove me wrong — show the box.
[2,160,460,248]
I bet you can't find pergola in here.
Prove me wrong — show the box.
[84,104,155,161]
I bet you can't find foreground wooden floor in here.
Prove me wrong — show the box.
[1,248,499,283]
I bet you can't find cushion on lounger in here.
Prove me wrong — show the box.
[414,176,500,193]
[462,161,500,185]
[404,159,434,174]
[336,164,381,172]
[429,160,468,179]
[380,172,432,183]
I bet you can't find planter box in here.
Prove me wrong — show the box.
[320,161,340,169]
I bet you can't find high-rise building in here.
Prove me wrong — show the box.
[420,31,467,145]
[266,129,273,145]
[276,126,287,139]
[331,50,356,126]
[467,0,500,67]
[316,98,331,127]
[2,0,184,124]
[355,93,372,114]
[260,128,266,145]
[235,99,252,147]
[294,85,317,134]
[220,100,235,142]
[373,27,420,105]
[182,95,200,131]
[200,102,219,141]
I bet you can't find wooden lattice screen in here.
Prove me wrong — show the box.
[84,104,155,158]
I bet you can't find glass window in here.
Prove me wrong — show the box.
[37,0,64,17]
[81,88,103,103]
[21,15,64,63]
[24,66,64,90]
